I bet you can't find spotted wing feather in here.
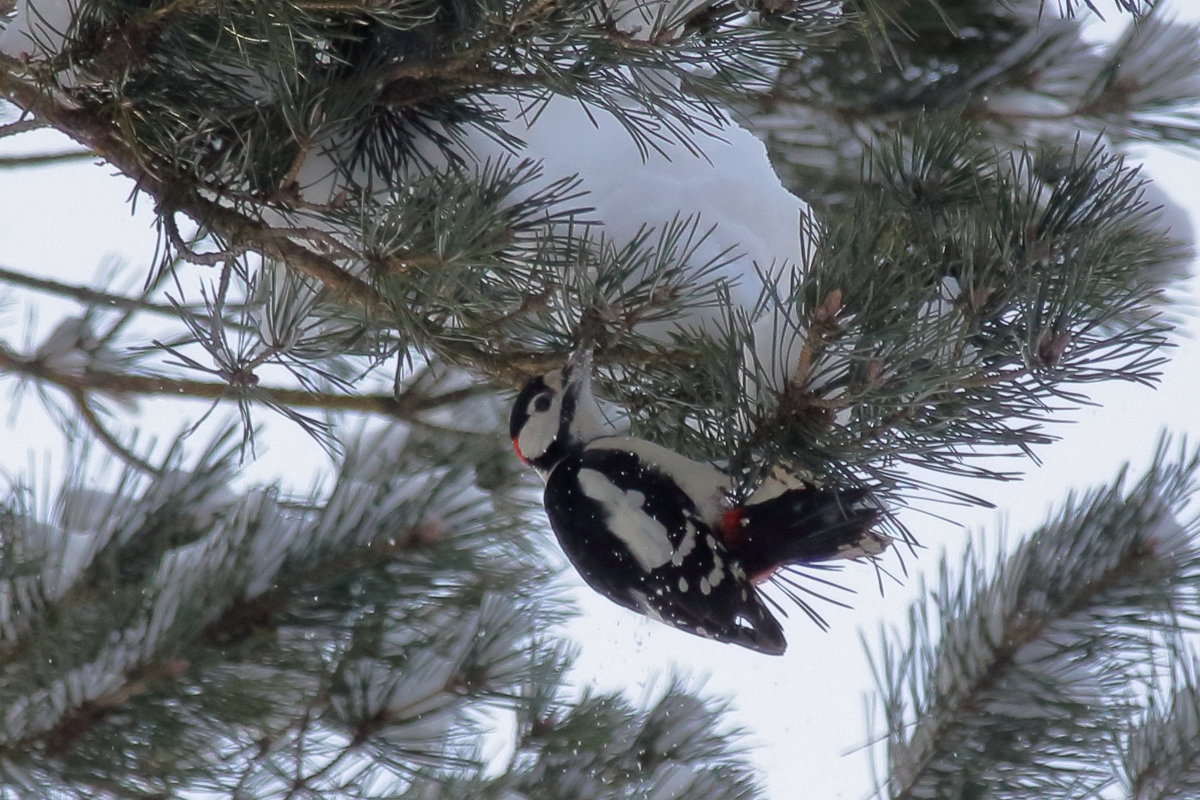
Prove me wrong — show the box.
[544,448,786,655]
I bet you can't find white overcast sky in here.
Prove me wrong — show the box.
[2,7,1200,800]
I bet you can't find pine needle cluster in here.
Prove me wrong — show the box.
[1,0,1199,796]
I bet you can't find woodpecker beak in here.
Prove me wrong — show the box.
[561,349,593,394]
[558,348,609,444]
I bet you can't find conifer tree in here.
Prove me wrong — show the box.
[1,0,1199,797]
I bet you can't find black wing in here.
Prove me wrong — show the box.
[544,448,786,655]
[732,486,886,581]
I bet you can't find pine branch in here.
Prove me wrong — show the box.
[0,148,93,167]
[0,61,388,314]
[1122,648,1200,800]
[0,63,713,390]
[730,129,1177,496]
[744,4,1200,214]
[0,405,768,797]
[0,117,46,138]
[68,389,161,476]
[870,437,1200,800]
[0,262,236,326]
[0,424,565,797]
[10,512,464,760]
[0,342,484,420]
[1078,11,1200,145]
[475,674,763,800]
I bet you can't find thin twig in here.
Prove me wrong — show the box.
[0,149,94,168]
[0,64,389,316]
[0,345,488,420]
[0,262,246,328]
[70,389,163,476]
[283,226,361,260]
[0,59,707,384]
[0,117,47,138]
[163,211,250,267]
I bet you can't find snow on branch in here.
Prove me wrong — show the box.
[0,412,769,797]
[1121,647,1200,800]
[868,436,1200,800]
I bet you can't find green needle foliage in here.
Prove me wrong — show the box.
[868,437,1200,799]
[2,0,1200,797]
[0,426,758,799]
[742,0,1199,210]
[2,0,1192,485]
[1121,649,1200,800]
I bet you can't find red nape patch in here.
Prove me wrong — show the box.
[512,437,528,464]
[720,508,746,548]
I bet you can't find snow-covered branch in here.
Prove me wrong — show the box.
[870,437,1200,800]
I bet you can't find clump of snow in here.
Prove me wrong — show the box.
[465,94,814,392]
[32,316,98,377]
[491,95,806,316]
[294,88,816,390]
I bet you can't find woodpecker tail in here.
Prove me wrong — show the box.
[723,486,887,582]
[721,601,787,656]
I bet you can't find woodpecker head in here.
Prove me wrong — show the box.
[509,352,607,474]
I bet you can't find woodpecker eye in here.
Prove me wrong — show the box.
[533,394,553,413]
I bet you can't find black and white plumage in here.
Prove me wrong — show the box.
[509,354,886,655]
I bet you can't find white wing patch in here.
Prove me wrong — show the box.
[835,532,891,560]
[672,520,698,566]
[586,437,728,524]
[629,589,666,623]
[707,550,725,588]
[578,468,674,571]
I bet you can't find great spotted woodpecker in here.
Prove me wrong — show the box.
[509,354,886,655]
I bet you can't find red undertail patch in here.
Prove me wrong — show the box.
[720,508,746,548]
